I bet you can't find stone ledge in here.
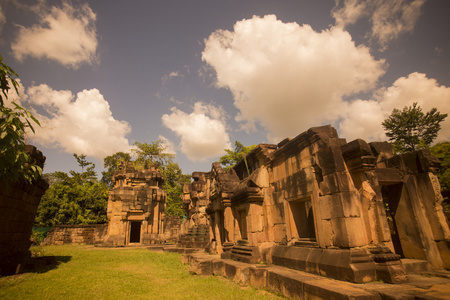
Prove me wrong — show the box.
[181,251,450,300]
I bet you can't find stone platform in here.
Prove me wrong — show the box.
[148,246,450,299]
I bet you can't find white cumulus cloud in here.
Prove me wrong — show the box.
[161,102,231,162]
[202,14,386,142]
[25,84,132,160]
[158,135,176,155]
[11,1,98,68]
[332,0,426,49]
[339,72,450,143]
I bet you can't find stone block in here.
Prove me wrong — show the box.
[331,217,366,248]
[320,172,355,195]
[319,194,345,220]
[189,256,213,275]
[340,191,362,218]
[249,265,268,288]
[316,146,347,176]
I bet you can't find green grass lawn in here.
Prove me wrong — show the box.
[0,245,282,300]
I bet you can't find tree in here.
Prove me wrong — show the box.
[101,151,131,187]
[132,140,174,169]
[382,102,447,152]
[430,142,450,213]
[35,155,109,226]
[162,162,191,216]
[219,141,257,170]
[0,54,41,189]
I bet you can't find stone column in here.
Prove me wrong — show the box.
[223,203,234,243]
[214,210,223,254]
[152,201,160,234]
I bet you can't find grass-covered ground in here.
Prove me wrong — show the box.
[0,245,282,299]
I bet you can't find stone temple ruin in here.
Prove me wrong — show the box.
[39,124,450,298]
[180,125,450,284]
[104,162,167,246]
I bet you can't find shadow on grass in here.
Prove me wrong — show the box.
[24,255,72,274]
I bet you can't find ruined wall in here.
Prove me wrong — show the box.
[0,145,48,275]
[182,125,450,282]
[43,224,108,245]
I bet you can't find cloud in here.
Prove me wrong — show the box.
[202,15,386,142]
[162,71,184,85]
[158,135,176,155]
[161,102,231,162]
[332,0,426,49]
[25,84,132,160]
[339,72,450,143]
[11,1,98,68]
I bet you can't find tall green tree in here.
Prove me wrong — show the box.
[162,162,191,216]
[382,102,447,153]
[0,54,41,189]
[101,151,131,187]
[220,141,257,170]
[132,140,174,169]
[35,155,109,226]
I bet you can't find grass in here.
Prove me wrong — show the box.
[0,245,283,300]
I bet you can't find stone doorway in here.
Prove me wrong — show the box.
[237,209,247,240]
[381,184,404,257]
[288,199,316,241]
[129,221,141,244]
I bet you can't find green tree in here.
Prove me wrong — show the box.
[101,151,131,187]
[220,141,257,170]
[430,142,450,205]
[162,162,191,216]
[0,54,41,189]
[35,155,109,226]
[132,140,174,169]
[382,102,447,152]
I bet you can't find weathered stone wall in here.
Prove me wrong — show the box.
[43,224,108,245]
[162,216,181,242]
[182,125,449,283]
[0,145,48,275]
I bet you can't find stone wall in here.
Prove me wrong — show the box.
[43,224,108,245]
[162,216,181,242]
[0,145,48,275]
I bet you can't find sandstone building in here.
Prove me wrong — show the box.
[182,125,450,283]
[104,162,167,246]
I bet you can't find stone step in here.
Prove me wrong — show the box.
[401,258,433,273]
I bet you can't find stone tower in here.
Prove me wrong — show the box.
[104,162,166,246]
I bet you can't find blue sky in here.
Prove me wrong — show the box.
[1,0,449,176]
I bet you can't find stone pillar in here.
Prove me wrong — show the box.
[214,210,223,254]
[223,202,234,243]
[152,201,160,234]
[404,175,444,269]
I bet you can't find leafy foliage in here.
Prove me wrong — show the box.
[35,155,109,226]
[162,162,191,217]
[0,54,41,189]
[430,142,450,211]
[219,141,257,170]
[132,140,174,169]
[101,151,131,187]
[382,103,447,152]
[105,140,190,217]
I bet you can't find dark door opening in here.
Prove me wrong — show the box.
[381,184,404,257]
[130,221,141,243]
[290,199,316,241]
